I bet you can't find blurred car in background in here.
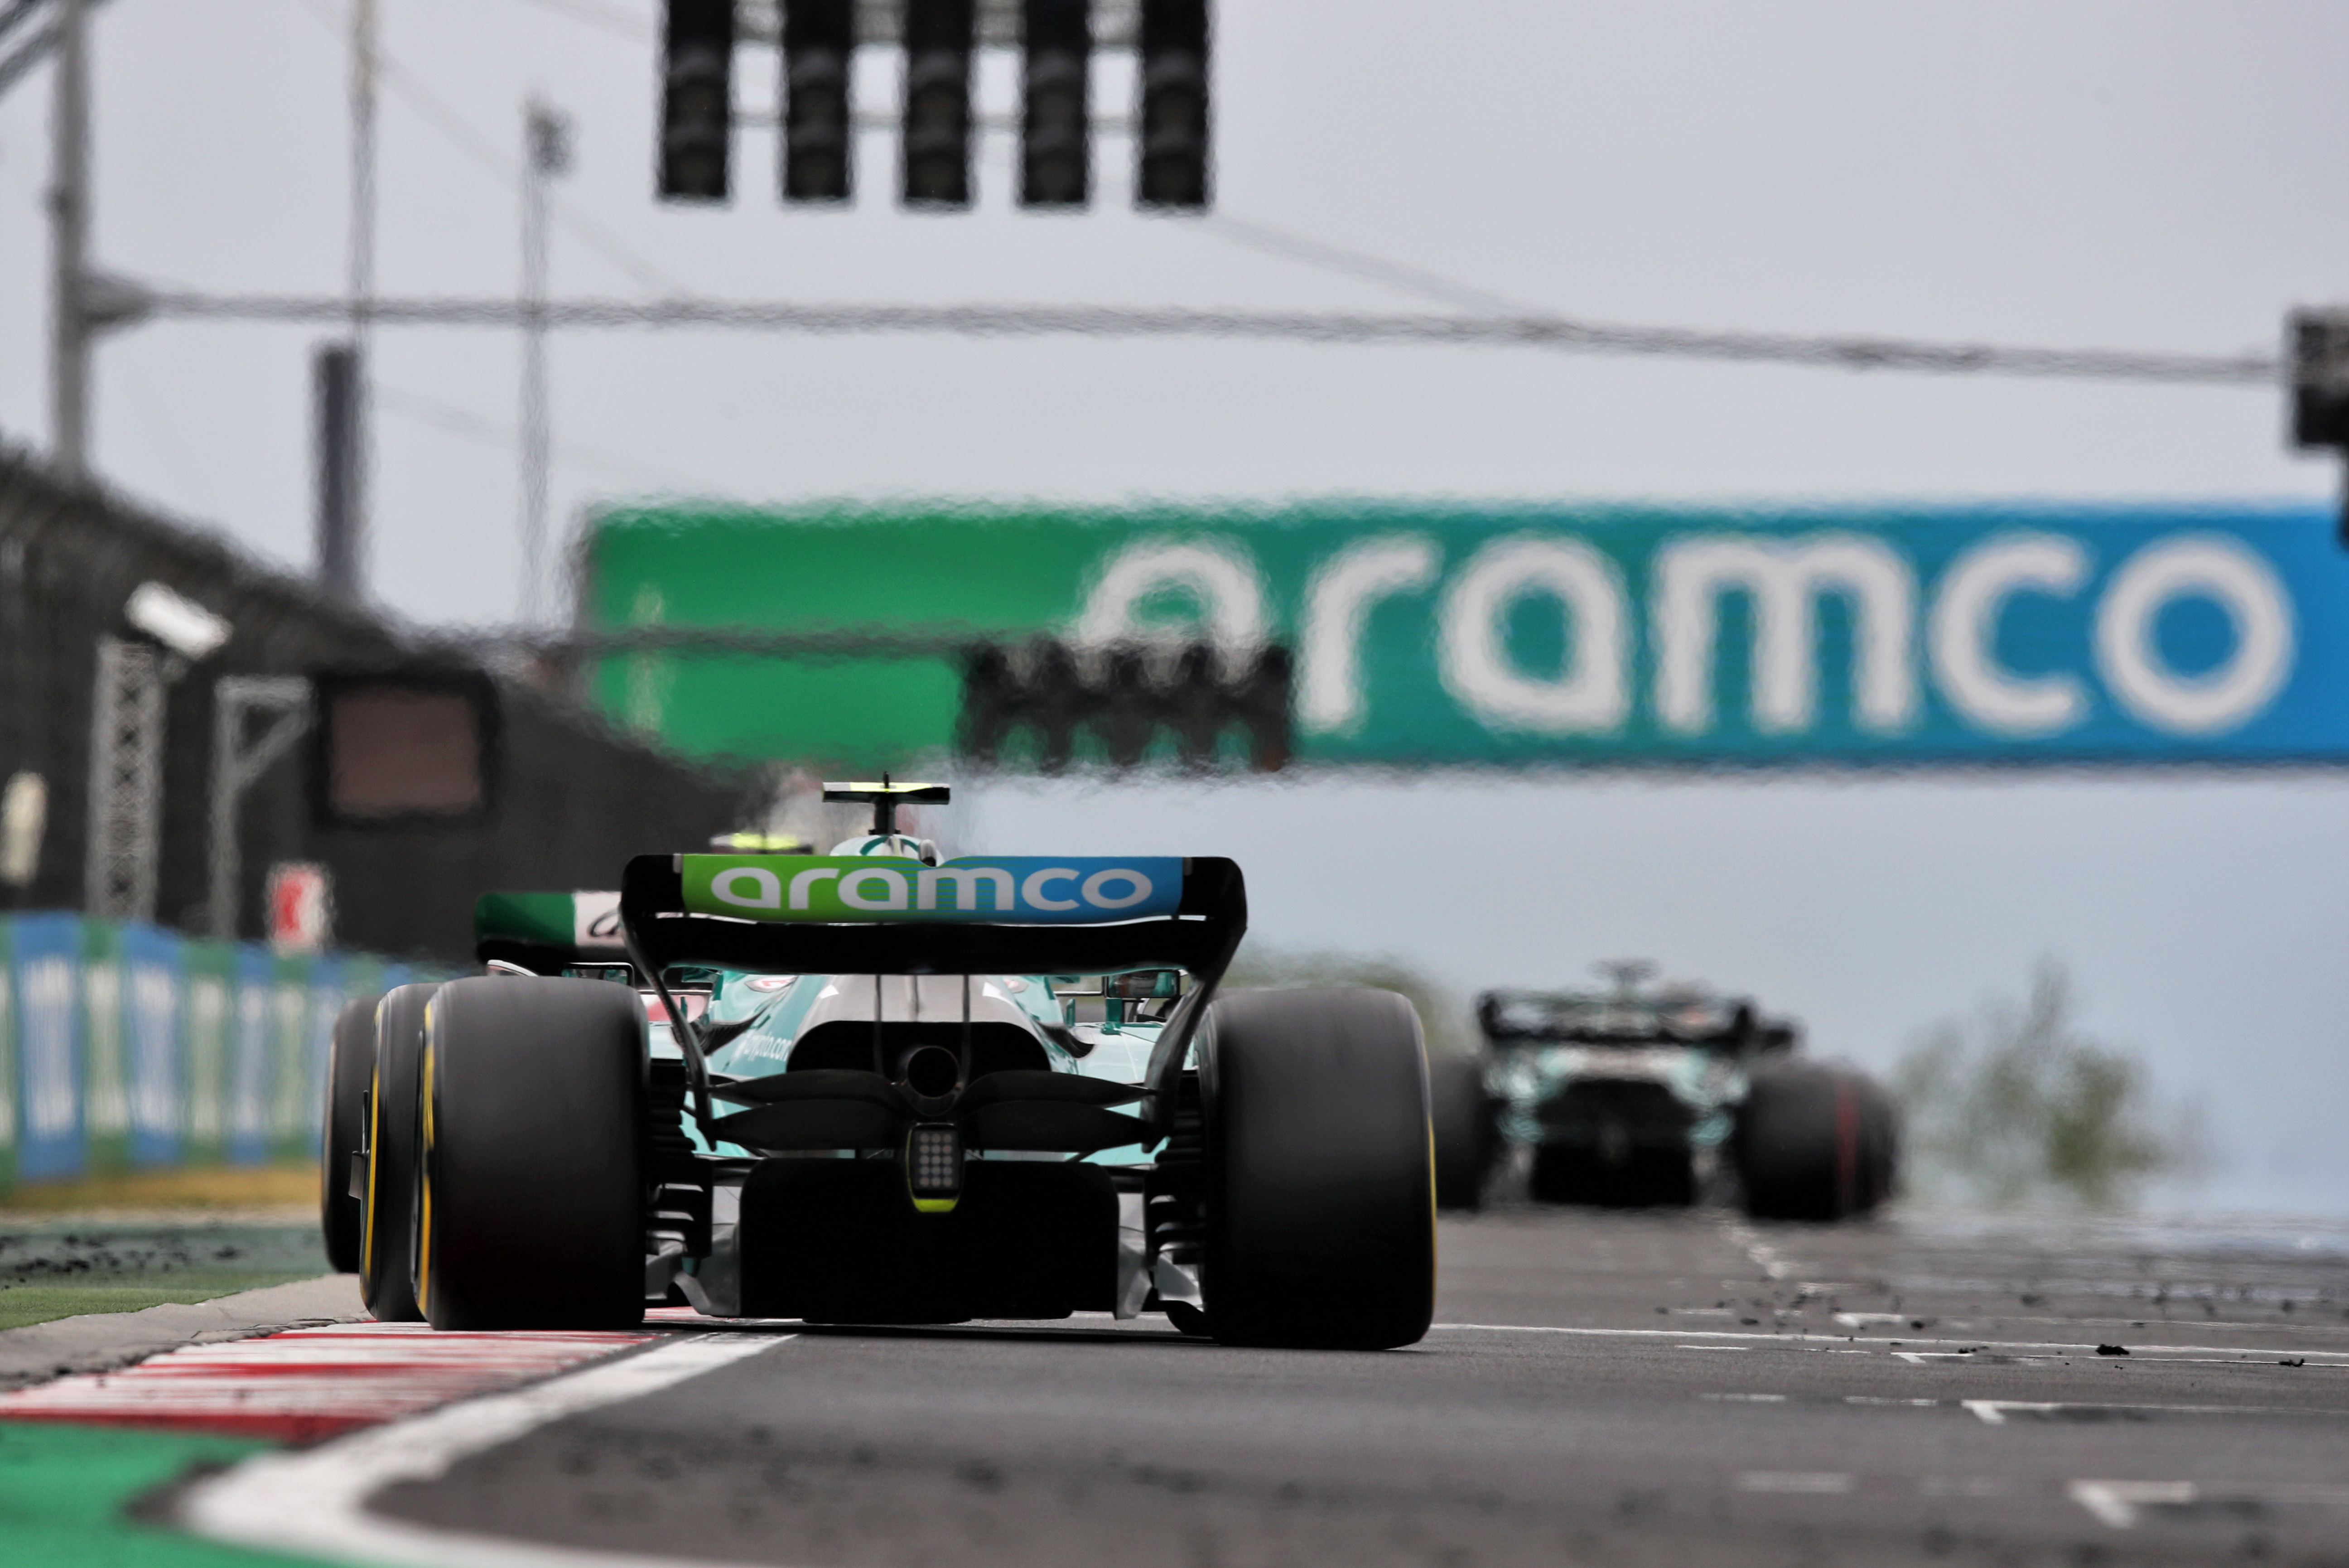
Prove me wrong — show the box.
[1432,963,1898,1219]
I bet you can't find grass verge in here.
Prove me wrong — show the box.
[1,1218,333,1333]
[0,1274,320,1334]
[0,1166,320,1217]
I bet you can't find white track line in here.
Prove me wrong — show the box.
[2069,1480,2199,1528]
[180,1332,786,1568]
[1737,1471,1852,1494]
[1719,1220,1797,1282]
[1966,1399,2349,1424]
[1428,1322,2349,1362]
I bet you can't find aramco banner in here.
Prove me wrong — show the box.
[0,912,417,1193]
[584,501,2349,768]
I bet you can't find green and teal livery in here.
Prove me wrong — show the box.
[330,782,1441,1350]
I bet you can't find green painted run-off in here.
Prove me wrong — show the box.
[0,1421,326,1568]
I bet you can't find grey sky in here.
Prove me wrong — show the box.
[2,1,2345,1211]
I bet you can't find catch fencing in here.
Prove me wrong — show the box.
[0,909,424,1194]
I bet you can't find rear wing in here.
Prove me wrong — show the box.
[620,852,1248,1134]
[473,891,626,975]
[619,853,1246,982]
[1477,988,1794,1051]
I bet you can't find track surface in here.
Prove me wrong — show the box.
[370,1207,2349,1566]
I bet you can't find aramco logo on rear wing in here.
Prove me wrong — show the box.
[1057,516,2328,764]
[684,855,1185,923]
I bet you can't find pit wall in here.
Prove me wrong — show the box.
[0,911,426,1196]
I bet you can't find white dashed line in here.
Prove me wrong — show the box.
[1917,1476,2012,1499]
[1720,1221,1796,1282]
[2069,1479,2349,1528]
[1967,1399,2349,1425]
[1737,1471,1853,1494]
[2068,1480,2201,1528]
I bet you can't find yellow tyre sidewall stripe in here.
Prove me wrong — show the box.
[415,1004,437,1319]
[360,1059,382,1293]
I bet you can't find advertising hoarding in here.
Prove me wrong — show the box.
[0,916,413,1196]
[585,501,2348,769]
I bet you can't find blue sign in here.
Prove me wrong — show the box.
[304,957,344,1163]
[11,914,82,1182]
[1240,502,2348,765]
[227,946,274,1168]
[123,924,183,1169]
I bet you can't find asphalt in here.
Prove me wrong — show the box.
[365,1206,2349,1566]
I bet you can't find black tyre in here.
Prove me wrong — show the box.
[1199,988,1436,1350]
[416,976,646,1331]
[1428,1054,1498,1211]
[361,983,437,1322]
[320,994,382,1274]
[1736,1063,1899,1221]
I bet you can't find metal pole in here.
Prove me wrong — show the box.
[205,674,241,939]
[207,676,311,940]
[313,342,361,603]
[48,0,87,482]
[343,0,376,599]
[519,100,569,627]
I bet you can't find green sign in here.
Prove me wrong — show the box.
[584,500,2348,769]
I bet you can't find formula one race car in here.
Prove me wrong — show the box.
[1436,963,1897,1220]
[322,782,1436,1350]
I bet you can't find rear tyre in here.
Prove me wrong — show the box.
[1736,1063,1899,1221]
[360,983,437,1322]
[1428,1054,1498,1212]
[416,976,647,1331]
[1200,988,1436,1351]
[320,994,382,1274]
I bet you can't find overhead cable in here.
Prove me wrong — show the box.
[130,288,2280,386]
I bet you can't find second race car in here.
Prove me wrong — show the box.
[1437,961,1899,1219]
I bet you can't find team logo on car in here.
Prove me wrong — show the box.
[680,855,1184,923]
